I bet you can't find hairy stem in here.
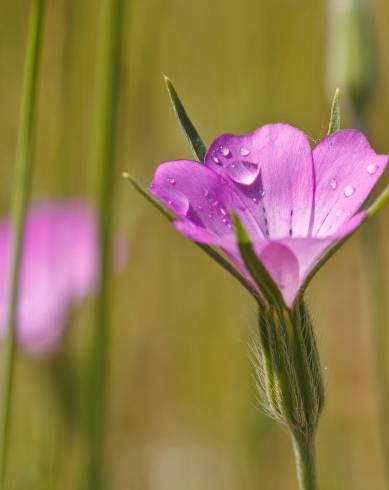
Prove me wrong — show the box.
[292,431,317,490]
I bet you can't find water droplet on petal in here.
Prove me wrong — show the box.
[252,197,258,204]
[330,178,337,190]
[219,145,230,157]
[167,177,176,185]
[226,160,259,185]
[335,207,344,217]
[367,163,377,175]
[219,207,227,216]
[344,185,355,198]
[212,155,220,164]
[160,188,189,215]
[260,190,265,198]
[240,147,250,156]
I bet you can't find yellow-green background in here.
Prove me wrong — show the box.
[0,0,388,488]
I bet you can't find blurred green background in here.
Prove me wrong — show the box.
[0,0,388,488]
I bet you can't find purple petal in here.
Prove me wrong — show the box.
[204,124,315,239]
[276,211,367,291]
[257,241,300,308]
[150,160,261,240]
[312,130,388,237]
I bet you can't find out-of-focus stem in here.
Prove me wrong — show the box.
[327,0,389,485]
[0,0,45,485]
[87,0,122,489]
[353,109,389,487]
[362,216,389,483]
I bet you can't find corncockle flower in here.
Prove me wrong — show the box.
[127,79,388,490]
[149,124,387,308]
[0,200,99,356]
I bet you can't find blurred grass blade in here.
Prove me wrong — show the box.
[233,214,285,309]
[0,0,46,484]
[163,74,207,161]
[88,0,122,488]
[327,88,340,134]
[124,173,259,298]
[368,186,389,217]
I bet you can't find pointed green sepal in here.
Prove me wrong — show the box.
[123,172,259,298]
[122,172,174,221]
[327,88,341,135]
[233,214,286,309]
[367,185,389,217]
[163,74,207,162]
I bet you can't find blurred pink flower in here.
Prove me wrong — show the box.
[0,200,99,356]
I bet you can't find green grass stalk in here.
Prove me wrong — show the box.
[87,0,122,488]
[0,0,46,485]
[354,109,389,488]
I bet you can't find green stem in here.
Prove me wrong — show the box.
[362,218,389,485]
[87,0,122,489]
[353,109,389,488]
[0,0,45,485]
[292,432,317,490]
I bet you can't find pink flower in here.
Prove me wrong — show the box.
[0,200,99,356]
[149,124,388,308]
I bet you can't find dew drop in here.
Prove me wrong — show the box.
[343,185,355,198]
[160,188,189,215]
[167,177,176,185]
[252,197,258,204]
[219,145,230,157]
[330,178,337,190]
[367,163,377,175]
[260,190,266,198]
[226,160,259,185]
[240,147,250,156]
[212,155,220,164]
[219,207,227,216]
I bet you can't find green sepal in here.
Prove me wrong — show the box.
[327,88,341,135]
[367,185,389,217]
[163,74,207,162]
[233,214,286,309]
[123,173,259,298]
[255,301,324,434]
[122,172,173,221]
